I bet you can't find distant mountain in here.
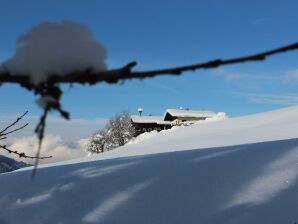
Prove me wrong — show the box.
[0,155,30,173]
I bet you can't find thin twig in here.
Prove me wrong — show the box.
[0,123,29,136]
[32,107,49,178]
[0,111,28,135]
[0,111,52,161]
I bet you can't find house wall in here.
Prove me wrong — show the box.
[132,122,171,136]
[171,117,207,126]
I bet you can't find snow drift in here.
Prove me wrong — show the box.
[1,106,298,224]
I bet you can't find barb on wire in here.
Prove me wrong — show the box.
[0,145,52,159]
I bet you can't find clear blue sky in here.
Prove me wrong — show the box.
[1,0,298,119]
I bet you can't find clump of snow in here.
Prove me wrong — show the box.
[126,131,159,145]
[196,112,228,124]
[36,95,57,109]
[127,126,181,145]
[2,21,107,84]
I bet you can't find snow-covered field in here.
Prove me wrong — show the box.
[1,106,298,224]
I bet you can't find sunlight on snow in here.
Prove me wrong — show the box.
[70,161,140,179]
[82,178,156,223]
[15,183,74,207]
[192,147,242,162]
[225,147,298,208]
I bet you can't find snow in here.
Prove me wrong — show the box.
[1,106,298,223]
[2,21,107,84]
[126,130,159,145]
[82,178,155,223]
[126,127,180,145]
[195,112,228,123]
[130,115,171,125]
[36,95,57,109]
[164,108,216,120]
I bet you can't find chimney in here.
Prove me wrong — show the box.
[137,108,143,116]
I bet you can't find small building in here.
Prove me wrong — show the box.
[163,109,216,126]
[131,115,171,136]
[131,108,216,136]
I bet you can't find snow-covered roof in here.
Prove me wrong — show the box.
[131,115,171,125]
[164,109,216,120]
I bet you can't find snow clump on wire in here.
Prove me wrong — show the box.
[2,21,107,84]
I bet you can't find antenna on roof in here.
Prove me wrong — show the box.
[137,108,143,116]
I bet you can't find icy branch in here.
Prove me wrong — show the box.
[1,42,298,85]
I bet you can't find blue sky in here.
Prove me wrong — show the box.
[1,0,298,120]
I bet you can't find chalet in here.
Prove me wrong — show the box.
[131,108,216,136]
[163,109,216,126]
[131,115,171,136]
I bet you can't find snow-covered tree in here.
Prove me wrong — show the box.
[86,129,107,154]
[87,111,135,154]
[107,112,135,147]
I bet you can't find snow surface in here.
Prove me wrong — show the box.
[126,126,180,145]
[2,21,107,84]
[1,106,298,223]
[195,111,228,123]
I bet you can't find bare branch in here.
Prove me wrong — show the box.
[0,123,29,136]
[0,111,28,135]
[130,42,298,79]
[0,111,52,161]
[32,107,49,178]
[0,42,298,86]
